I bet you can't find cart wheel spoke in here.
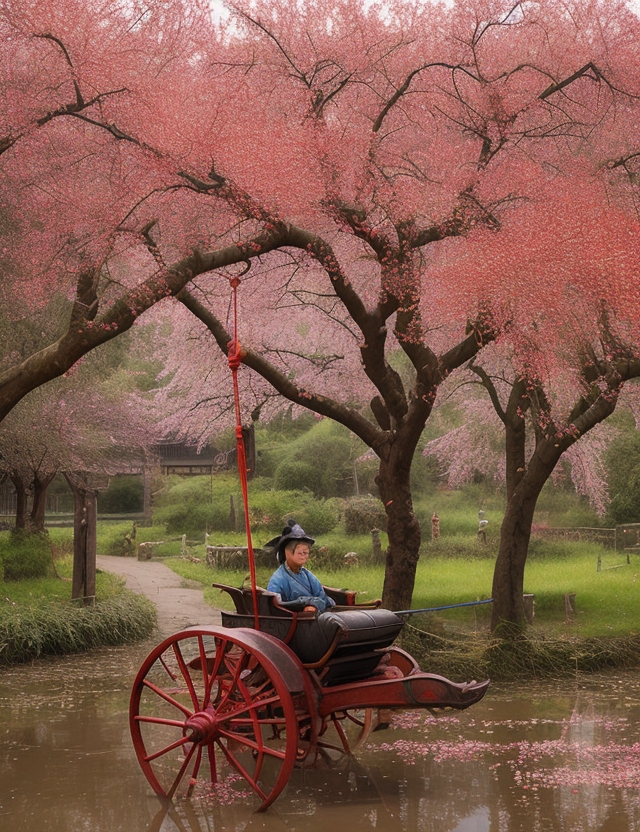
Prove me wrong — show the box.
[144,734,193,762]
[131,628,307,810]
[166,741,198,800]
[325,708,374,754]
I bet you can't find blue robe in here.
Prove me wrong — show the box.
[267,564,335,612]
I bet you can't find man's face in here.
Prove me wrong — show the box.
[285,543,310,572]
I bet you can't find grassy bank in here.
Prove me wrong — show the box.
[165,536,640,681]
[1,554,156,665]
[4,488,630,674]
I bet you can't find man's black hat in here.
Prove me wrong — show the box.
[265,520,315,564]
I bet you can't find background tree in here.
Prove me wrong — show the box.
[4,0,640,613]
[604,416,640,524]
[425,184,640,629]
[0,343,159,597]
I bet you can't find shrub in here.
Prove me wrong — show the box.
[245,490,340,536]
[294,498,340,535]
[0,592,156,665]
[48,528,74,559]
[273,460,323,495]
[97,522,138,556]
[294,424,355,497]
[155,501,233,536]
[247,489,310,533]
[153,475,240,535]
[1,530,53,581]
[264,418,359,498]
[343,496,387,534]
[98,475,143,514]
[97,522,169,556]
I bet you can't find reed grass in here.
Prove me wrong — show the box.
[0,553,156,665]
[0,593,156,665]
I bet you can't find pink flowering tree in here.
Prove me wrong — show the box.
[0,0,277,420]
[0,359,157,525]
[425,180,640,629]
[164,0,640,612]
[0,353,159,599]
[4,0,640,614]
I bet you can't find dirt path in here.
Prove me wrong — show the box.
[96,555,221,638]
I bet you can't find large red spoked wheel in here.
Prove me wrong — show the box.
[130,626,314,811]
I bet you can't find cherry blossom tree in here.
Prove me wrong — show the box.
[422,169,640,628]
[0,0,266,420]
[0,357,159,598]
[0,361,157,504]
[159,0,640,611]
[4,0,640,613]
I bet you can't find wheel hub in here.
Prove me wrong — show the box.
[184,708,218,744]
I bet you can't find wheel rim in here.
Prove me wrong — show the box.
[130,628,300,811]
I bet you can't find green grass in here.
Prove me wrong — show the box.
[0,593,156,665]
[167,547,640,679]
[0,553,156,664]
[164,542,640,640]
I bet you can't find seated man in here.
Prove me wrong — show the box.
[266,521,336,613]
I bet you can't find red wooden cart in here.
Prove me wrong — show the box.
[129,583,489,811]
[130,280,489,810]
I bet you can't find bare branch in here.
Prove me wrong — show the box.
[372,62,481,134]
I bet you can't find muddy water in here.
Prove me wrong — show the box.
[2,640,640,832]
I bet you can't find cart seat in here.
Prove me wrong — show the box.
[214,583,404,686]
[290,608,401,662]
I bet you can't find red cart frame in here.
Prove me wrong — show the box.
[130,583,489,810]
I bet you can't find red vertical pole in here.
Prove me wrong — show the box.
[227,277,260,629]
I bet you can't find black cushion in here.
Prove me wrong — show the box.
[290,608,404,665]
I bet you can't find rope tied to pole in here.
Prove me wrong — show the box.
[226,275,260,629]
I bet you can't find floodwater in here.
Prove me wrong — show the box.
[2,639,640,832]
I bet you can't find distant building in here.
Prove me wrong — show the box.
[154,440,236,476]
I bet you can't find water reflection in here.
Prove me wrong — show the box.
[2,642,640,832]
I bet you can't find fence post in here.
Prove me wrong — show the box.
[523,594,535,624]
[565,593,576,623]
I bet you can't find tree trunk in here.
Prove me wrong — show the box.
[490,363,629,633]
[65,474,97,603]
[491,440,564,631]
[30,471,56,532]
[142,466,152,526]
[9,472,29,530]
[491,487,540,631]
[378,457,422,611]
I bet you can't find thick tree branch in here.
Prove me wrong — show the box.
[1,33,128,157]
[0,231,291,422]
[372,62,480,134]
[539,62,605,100]
[468,362,507,424]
